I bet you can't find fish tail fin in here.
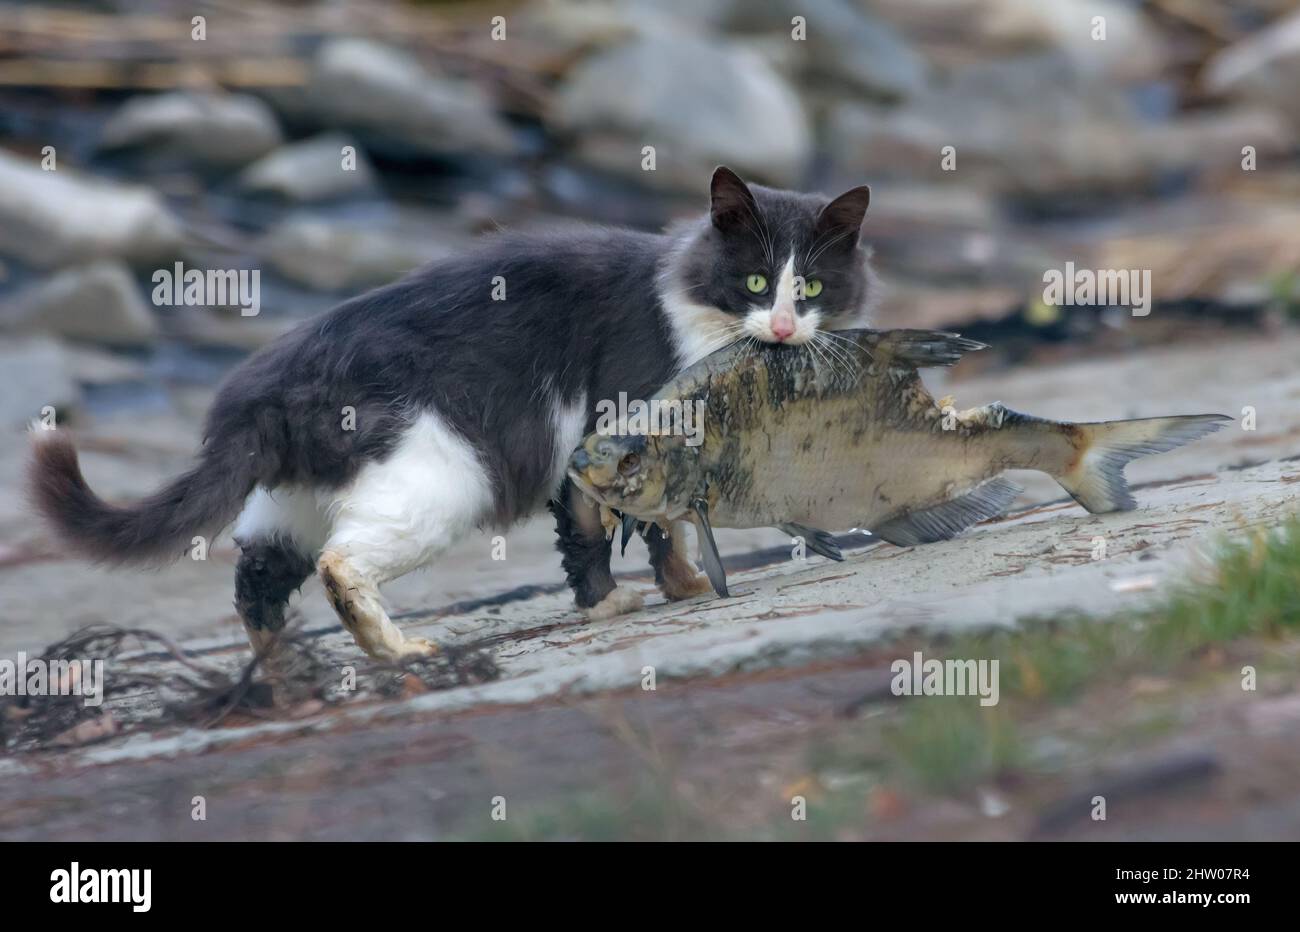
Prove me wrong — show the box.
[1055,414,1231,512]
[994,408,1231,514]
[867,329,987,368]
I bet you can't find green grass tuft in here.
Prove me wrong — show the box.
[456,778,713,842]
[883,696,1023,794]
[1152,521,1300,653]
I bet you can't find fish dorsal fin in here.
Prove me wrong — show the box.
[867,329,987,369]
[871,477,1021,547]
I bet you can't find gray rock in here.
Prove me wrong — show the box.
[100,91,284,168]
[0,336,78,427]
[1204,10,1300,129]
[826,55,1291,197]
[516,0,707,53]
[0,148,183,269]
[308,39,517,157]
[525,0,924,99]
[10,261,158,348]
[801,2,925,99]
[940,0,1167,81]
[60,345,147,385]
[553,34,811,188]
[724,0,926,99]
[825,56,1102,188]
[259,215,458,292]
[237,133,377,202]
[1140,108,1291,179]
[166,308,301,352]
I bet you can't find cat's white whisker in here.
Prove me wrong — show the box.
[819,330,862,372]
[814,333,858,380]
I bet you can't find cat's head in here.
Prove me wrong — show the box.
[661,167,875,362]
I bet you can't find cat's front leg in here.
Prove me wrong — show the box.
[550,479,644,620]
[646,520,712,601]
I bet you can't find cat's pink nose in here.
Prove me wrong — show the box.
[771,315,795,341]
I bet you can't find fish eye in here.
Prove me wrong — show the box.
[618,453,640,477]
[745,274,768,295]
[804,278,823,298]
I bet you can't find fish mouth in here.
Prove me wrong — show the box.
[567,467,678,522]
[566,468,607,504]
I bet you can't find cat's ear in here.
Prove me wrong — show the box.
[710,166,757,232]
[815,185,871,242]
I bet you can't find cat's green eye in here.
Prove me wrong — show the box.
[745,274,768,294]
[803,278,824,298]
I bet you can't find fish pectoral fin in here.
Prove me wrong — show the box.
[870,477,1021,547]
[778,523,845,562]
[690,498,729,598]
[619,512,638,556]
[869,329,987,369]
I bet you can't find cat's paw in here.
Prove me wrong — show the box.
[399,636,440,658]
[584,586,644,621]
[660,571,713,601]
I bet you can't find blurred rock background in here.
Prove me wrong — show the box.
[1,0,1299,641]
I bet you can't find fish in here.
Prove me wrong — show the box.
[567,328,1230,598]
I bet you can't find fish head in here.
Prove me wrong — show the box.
[567,431,691,519]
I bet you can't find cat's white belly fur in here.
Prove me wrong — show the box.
[234,409,493,573]
[234,390,589,571]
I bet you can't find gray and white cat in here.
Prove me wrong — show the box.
[30,167,876,661]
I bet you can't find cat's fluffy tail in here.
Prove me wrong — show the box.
[28,425,262,565]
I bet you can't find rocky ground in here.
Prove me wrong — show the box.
[1,328,1296,840]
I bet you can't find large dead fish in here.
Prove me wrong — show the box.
[568,329,1228,597]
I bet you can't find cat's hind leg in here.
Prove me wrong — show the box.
[316,549,436,661]
[234,539,315,655]
[317,413,494,662]
[646,520,711,601]
[550,479,644,620]
[232,486,325,656]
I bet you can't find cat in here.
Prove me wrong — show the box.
[29,166,876,662]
